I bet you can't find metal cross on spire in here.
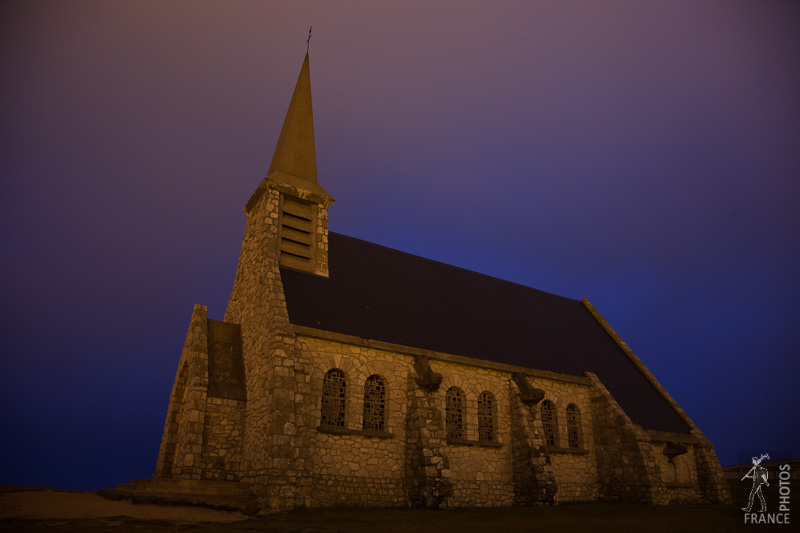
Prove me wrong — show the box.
[306,26,312,54]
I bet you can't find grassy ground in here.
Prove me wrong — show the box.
[0,481,790,533]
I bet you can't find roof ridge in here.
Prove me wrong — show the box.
[328,231,582,304]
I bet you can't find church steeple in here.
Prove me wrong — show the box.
[243,52,333,277]
[245,53,333,214]
[268,53,318,184]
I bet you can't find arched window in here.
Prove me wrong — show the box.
[321,368,346,427]
[566,404,581,448]
[478,391,494,442]
[445,387,464,439]
[541,400,557,446]
[362,375,386,431]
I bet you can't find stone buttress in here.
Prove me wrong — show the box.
[154,304,247,483]
[508,374,558,505]
[405,356,453,507]
[155,304,209,480]
[583,298,731,504]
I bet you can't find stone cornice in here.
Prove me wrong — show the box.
[544,445,589,455]
[446,437,503,448]
[316,425,394,439]
[244,171,334,214]
[645,430,699,444]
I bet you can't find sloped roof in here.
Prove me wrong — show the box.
[281,232,690,434]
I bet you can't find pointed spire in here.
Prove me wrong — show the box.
[245,53,332,214]
[268,53,318,184]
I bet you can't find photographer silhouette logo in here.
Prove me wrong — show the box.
[741,453,792,525]
[742,453,770,513]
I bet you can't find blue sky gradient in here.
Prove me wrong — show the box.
[1,0,798,490]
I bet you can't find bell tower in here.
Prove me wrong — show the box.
[243,52,334,277]
[222,52,329,509]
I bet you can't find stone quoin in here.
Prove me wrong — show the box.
[139,52,731,511]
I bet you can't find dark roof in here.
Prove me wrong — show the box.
[281,232,691,434]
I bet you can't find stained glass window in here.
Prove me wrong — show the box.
[362,375,386,431]
[541,400,557,446]
[446,387,464,439]
[478,391,494,442]
[566,404,580,448]
[321,369,346,427]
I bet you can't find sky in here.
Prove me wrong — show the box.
[1,1,798,491]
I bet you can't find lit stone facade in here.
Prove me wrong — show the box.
[152,53,731,511]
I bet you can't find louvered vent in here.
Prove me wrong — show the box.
[279,195,315,271]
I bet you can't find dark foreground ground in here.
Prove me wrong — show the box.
[0,481,791,533]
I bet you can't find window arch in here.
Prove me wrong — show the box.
[445,387,464,439]
[321,368,346,427]
[541,400,557,446]
[566,403,581,448]
[362,375,386,431]
[478,391,495,442]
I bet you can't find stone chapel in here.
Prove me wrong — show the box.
[111,53,732,511]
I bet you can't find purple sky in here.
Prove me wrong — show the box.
[2,1,798,491]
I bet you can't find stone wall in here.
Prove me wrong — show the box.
[651,442,701,503]
[295,333,601,508]
[548,451,597,501]
[691,430,732,504]
[154,354,188,478]
[201,397,245,481]
[155,301,723,510]
[297,336,410,507]
[435,360,514,507]
[224,187,314,509]
[155,304,209,480]
[533,375,598,502]
[446,443,512,507]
